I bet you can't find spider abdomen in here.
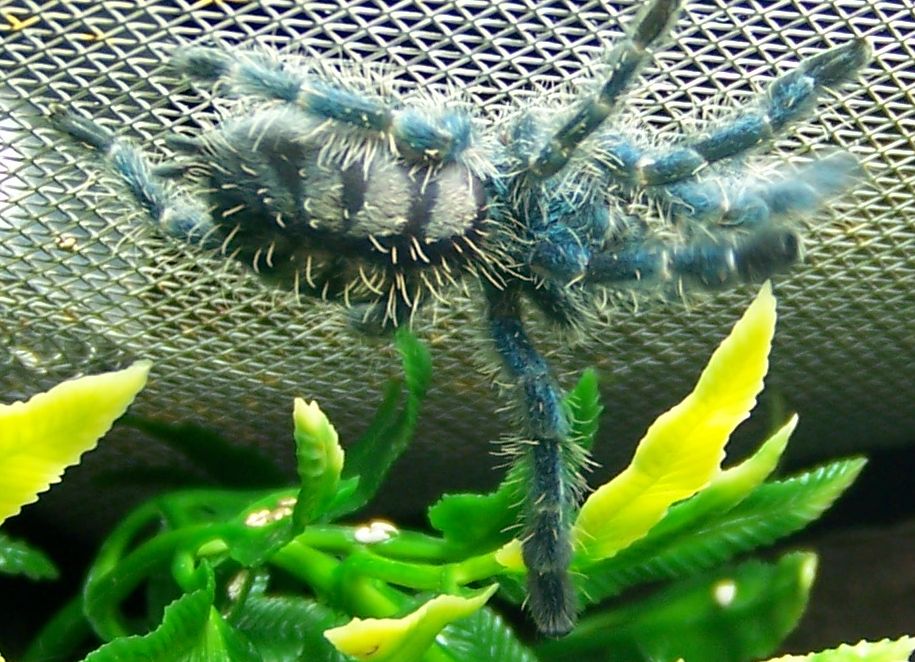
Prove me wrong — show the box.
[184,108,492,296]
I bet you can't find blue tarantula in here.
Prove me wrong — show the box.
[50,0,869,637]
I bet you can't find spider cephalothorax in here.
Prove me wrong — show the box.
[50,0,869,636]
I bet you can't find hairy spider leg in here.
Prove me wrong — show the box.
[486,283,582,637]
[488,2,687,633]
[574,39,869,288]
[623,38,870,187]
[528,0,685,180]
[49,105,215,246]
[554,40,868,247]
[172,47,474,165]
[526,151,861,300]
[585,224,801,291]
[50,107,359,304]
[664,151,863,226]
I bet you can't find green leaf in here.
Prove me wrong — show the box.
[231,595,350,662]
[427,369,601,552]
[540,552,817,662]
[764,637,915,662]
[329,330,431,518]
[573,283,777,562]
[579,457,865,605]
[224,373,387,566]
[0,361,150,525]
[566,368,603,453]
[663,413,796,527]
[0,532,59,580]
[613,414,796,555]
[292,399,345,526]
[438,606,538,662]
[573,414,795,592]
[225,491,299,568]
[324,585,497,661]
[83,565,260,662]
[235,598,340,661]
[427,480,519,555]
[120,416,285,488]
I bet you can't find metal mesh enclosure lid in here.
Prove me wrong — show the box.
[0,0,914,537]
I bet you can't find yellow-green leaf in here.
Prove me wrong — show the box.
[495,539,524,572]
[689,413,797,520]
[573,282,776,562]
[293,398,345,525]
[324,585,498,661]
[765,636,915,662]
[0,361,151,525]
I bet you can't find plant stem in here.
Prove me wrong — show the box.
[271,539,406,617]
[21,594,94,662]
[85,523,230,640]
[298,525,455,562]
[348,551,450,590]
[451,551,506,585]
[270,538,339,594]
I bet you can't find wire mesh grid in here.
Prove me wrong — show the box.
[0,0,913,536]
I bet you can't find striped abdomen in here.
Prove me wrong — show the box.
[186,107,494,302]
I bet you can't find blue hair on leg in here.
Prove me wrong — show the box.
[585,241,667,284]
[640,113,773,185]
[665,179,730,224]
[50,106,215,247]
[171,46,233,82]
[665,177,777,227]
[620,39,868,189]
[585,224,800,290]
[172,47,475,166]
[392,109,473,163]
[49,105,114,151]
[529,0,685,180]
[664,150,862,226]
[529,223,591,283]
[487,284,578,637]
[669,228,800,288]
[759,152,863,216]
[768,39,870,130]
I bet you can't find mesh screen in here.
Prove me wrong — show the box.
[1,0,913,537]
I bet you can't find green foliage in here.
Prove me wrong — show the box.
[577,456,867,605]
[326,329,432,519]
[8,291,913,662]
[438,606,538,662]
[0,533,58,580]
[231,595,349,662]
[292,398,345,527]
[573,283,776,563]
[769,637,915,662]
[0,360,150,524]
[539,552,817,662]
[83,564,260,662]
[324,586,498,661]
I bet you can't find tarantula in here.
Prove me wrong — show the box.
[49,0,869,637]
